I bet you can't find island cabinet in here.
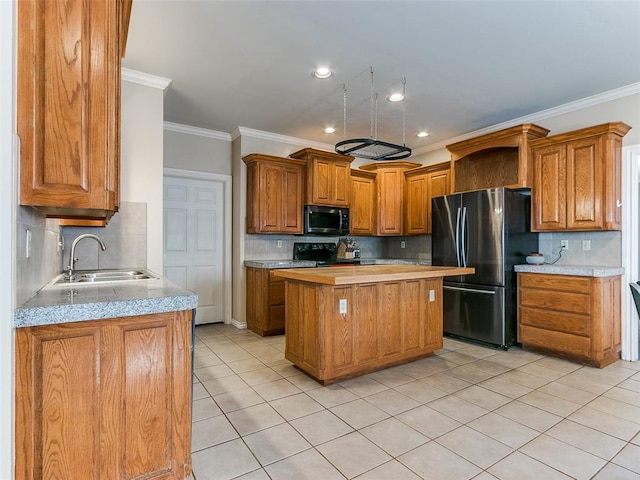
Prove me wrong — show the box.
[275,265,474,384]
[530,122,631,232]
[18,0,132,225]
[289,148,354,207]
[446,123,550,192]
[243,154,306,234]
[15,310,194,479]
[349,169,377,235]
[517,272,621,367]
[245,267,286,336]
[359,161,420,235]
[404,162,451,235]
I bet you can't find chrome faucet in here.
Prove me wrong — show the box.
[66,234,107,280]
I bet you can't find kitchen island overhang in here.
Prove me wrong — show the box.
[274,265,475,384]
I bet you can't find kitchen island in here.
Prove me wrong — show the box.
[274,265,474,383]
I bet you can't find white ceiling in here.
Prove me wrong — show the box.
[122,1,640,153]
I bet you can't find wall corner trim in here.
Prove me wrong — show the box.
[412,81,640,157]
[164,121,232,141]
[232,126,335,150]
[122,68,172,91]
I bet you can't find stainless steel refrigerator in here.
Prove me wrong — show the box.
[431,188,538,349]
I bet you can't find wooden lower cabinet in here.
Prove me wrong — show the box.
[246,267,286,336]
[15,310,193,480]
[284,277,443,383]
[517,273,621,367]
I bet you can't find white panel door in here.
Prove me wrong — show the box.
[163,175,225,324]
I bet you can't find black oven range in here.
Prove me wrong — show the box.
[292,242,360,267]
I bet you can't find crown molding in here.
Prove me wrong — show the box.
[231,126,334,151]
[164,121,232,141]
[121,68,172,91]
[412,82,640,157]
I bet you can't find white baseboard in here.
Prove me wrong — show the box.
[230,318,247,329]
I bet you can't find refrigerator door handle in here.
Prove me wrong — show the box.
[455,207,461,267]
[460,206,468,267]
[444,285,496,295]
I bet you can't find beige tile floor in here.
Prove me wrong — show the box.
[190,324,640,480]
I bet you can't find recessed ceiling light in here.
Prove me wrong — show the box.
[417,131,429,138]
[388,93,405,102]
[313,67,332,79]
[324,127,336,134]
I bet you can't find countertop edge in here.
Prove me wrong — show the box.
[273,265,474,285]
[514,264,624,277]
[14,275,198,328]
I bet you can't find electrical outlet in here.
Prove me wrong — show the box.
[277,240,282,248]
[560,240,569,250]
[582,240,591,251]
[429,289,436,302]
[401,241,406,249]
[339,298,347,314]
[25,229,31,259]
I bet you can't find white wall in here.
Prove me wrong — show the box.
[0,1,15,476]
[121,79,167,273]
[164,126,232,175]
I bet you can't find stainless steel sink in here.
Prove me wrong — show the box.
[54,269,158,284]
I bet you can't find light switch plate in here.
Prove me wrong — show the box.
[277,240,282,248]
[582,240,591,251]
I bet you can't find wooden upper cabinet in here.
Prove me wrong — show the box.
[530,122,631,232]
[18,0,132,224]
[360,161,420,236]
[289,148,354,207]
[447,124,550,192]
[404,162,451,235]
[243,154,305,234]
[349,169,377,235]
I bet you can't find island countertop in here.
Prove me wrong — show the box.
[273,265,475,285]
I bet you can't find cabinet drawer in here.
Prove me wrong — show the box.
[520,324,590,358]
[269,277,285,306]
[519,273,590,293]
[519,306,590,336]
[519,288,590,315]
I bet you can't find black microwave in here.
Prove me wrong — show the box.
[304,205,350,236]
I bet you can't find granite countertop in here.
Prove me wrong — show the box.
[14,273,198,328]
[244,258,431,268]
[514,264,624,277]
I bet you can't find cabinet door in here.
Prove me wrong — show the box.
[532,145,567,231]
[331,161,351,207]
[405,174,429,235]
[281,164,304,233]
[350,173,376,235]
[376,169,404,235]
[259,163,286,232]
[18,0,123,220]
[427,170,450,234]
[310,159,332,205]
[567,137,603,230]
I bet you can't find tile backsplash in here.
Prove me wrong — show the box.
[61,202,147,271]
[16,206,62,306]
[244,234,431,261]
[537,231,621,267]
